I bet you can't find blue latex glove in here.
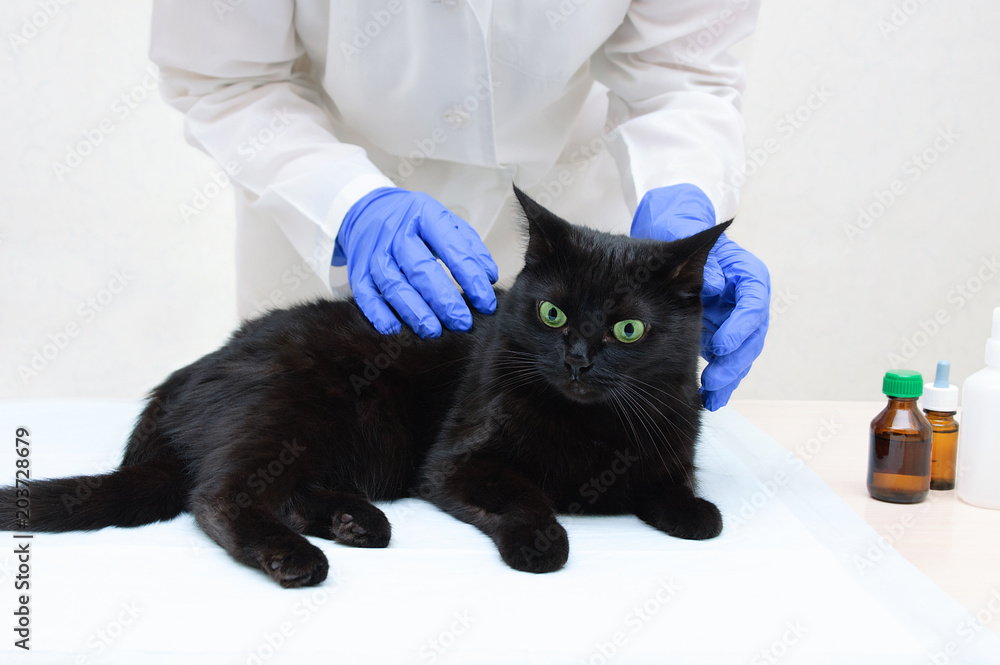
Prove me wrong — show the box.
[631,184,770,411]
[333,187,499,337]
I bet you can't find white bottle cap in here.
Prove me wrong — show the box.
[986,306,1000,368]
[923,360,958,412]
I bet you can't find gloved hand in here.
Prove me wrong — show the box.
[333,187,499,337]
[631,184,770,411]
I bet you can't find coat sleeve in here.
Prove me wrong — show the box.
[590,0,760,223]
[149,0,394,286]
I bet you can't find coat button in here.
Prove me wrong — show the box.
[450,206,470,220]
[441,0,460,7]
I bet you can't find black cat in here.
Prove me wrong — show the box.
[0,187,727,587]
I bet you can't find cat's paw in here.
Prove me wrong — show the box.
[494,520,569,573]
[258,541,330,588]
[330,502,391,548]
[651,496,723,541]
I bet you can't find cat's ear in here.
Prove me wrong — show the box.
[657,220,732,289]
[513,185,573,266]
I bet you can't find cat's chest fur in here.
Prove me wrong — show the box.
[440,373,689,515]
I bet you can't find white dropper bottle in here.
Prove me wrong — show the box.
[956,306,1000,509]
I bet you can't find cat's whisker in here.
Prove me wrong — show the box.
[614,383,692,483]
[607,385,669,472]
[606,390,644,457]
[624,389,688,466]
[452,362,545,408]
[625,393,673,472]
[621,377,697,433]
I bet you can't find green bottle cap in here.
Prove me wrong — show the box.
[883,370,923,398]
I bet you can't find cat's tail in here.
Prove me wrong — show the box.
[0,460,186,532]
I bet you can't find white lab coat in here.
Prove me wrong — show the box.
[150,0,758,318]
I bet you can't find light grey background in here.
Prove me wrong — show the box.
[2,0,998,401]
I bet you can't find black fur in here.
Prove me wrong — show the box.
[0,187,728,587]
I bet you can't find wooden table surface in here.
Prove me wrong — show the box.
[731,399,1000,624]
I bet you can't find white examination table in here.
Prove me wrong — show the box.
[1,401,998,664]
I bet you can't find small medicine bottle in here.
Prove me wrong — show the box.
[867,370,934,504]
[921,360,959,491]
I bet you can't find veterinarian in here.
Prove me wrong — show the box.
[150,0,769,410]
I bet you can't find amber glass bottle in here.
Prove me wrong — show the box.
[867,370,934,503]
[924,410,959,490]
[922,360,960,491]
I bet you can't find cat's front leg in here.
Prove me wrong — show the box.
[633,483,723,541]
[420,454,569,573]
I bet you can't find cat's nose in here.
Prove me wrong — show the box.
[564,354,592,379]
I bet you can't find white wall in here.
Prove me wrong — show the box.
[1,0,998,401]
[2,1,238,399]
[731,0,1000,400]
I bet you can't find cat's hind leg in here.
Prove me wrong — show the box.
[192,493,329,588]
[296,489,391,548]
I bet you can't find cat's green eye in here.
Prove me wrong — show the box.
[538,301,567,328]
[613,319,646,343]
